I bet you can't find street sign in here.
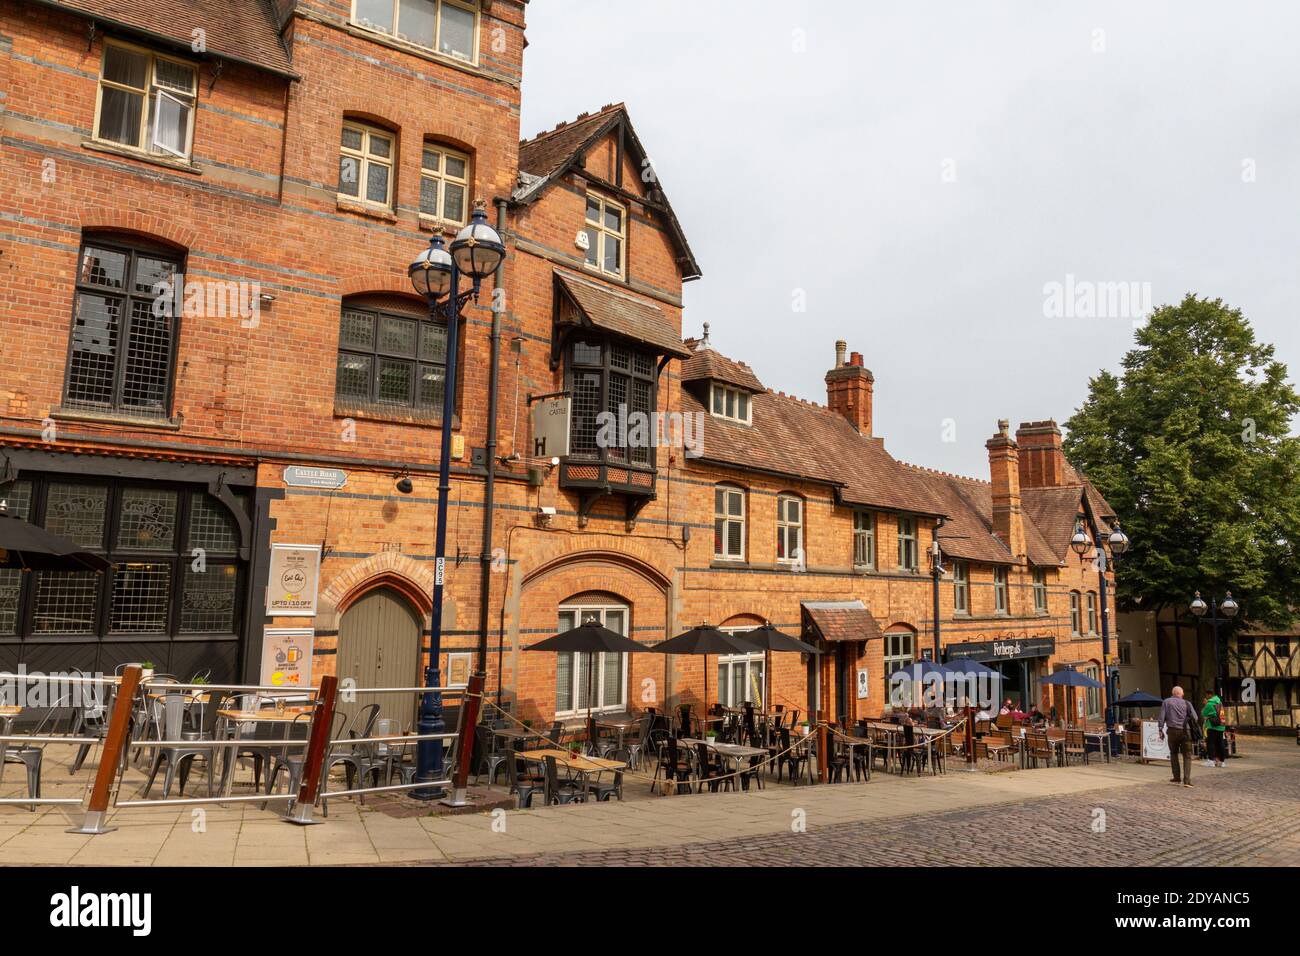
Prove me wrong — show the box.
[283,465,347,490]
[531,396,570,459]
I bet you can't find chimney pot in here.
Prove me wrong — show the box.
[835,340,847,367]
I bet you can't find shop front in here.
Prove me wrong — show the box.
[945,635,1056,712]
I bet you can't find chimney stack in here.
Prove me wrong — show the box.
[825,342,874,435]
[986,419,1026,562]
[1015,420,1066,488]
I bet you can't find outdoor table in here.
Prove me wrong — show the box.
[834,733,874,782]
[595,717,639,750]
[1081,730,1111,763]
[493,726,542,744]
[517,747,625,794]
[679,737,768,790]
[216,706,314,795]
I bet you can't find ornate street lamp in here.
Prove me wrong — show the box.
[407,200,504,800]
[1072,518,1130,736]
[1190,590,1239,698]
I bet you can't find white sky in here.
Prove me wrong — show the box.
[520,0,1300,477]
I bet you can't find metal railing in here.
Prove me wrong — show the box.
[0,665,485,833]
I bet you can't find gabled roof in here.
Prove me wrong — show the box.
[516,103,701,280]
[680,345,765,393]
[555,270,691,359]
[802,601,885,643]
[36,0,297,78]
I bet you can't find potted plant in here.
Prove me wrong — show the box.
[140,661,155,680]
[799,720,811,736]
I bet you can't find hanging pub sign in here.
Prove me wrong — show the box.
[266,543,321,617]
[261,628,314,689]
[945,635,1055,663]
[531,396,571,459]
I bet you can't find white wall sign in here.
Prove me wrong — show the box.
[261,628,314,689]
[447,652,472,688]
[283,465,348,489]
[856,668,869,700]
[266,543,322,617]
[531,396,571,459]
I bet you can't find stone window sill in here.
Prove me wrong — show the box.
[49,407,183,430]
[333,405,460,430]
[82,139,201,175]
[337,198,398,222]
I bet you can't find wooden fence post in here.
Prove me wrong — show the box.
[66,664,141,834]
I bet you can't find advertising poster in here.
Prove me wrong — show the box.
[261,628,314,689]
[266,543,322,616]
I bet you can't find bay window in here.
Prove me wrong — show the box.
[566,338,656,467]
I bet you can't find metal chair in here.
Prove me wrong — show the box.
[543,755,586,805]
[1,698,73,810]
[262,711,315,809]
[506,742,544,808]
[584,747,627,801]
[141,691,222,798]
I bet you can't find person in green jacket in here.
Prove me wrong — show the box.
[1202,691,1227,767]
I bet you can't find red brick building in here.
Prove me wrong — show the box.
[0,0,1120,729]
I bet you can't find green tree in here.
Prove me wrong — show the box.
[1063,294,1300,627]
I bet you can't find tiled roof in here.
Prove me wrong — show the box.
[1021,486,1085,562]
[682,386,943,516]
[555,270,691,359]
[680,347,764,392]
[903,466,1059,567]
[43,0,296,77]
[519,104,623,181]
[802,601,885,643]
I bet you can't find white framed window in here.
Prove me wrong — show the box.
[419,143,470,224]
[555,603,627,716]
[1117,641,1133,666]
[1084,664,1102,717]
[776,494,803,565]
[994,567,1009,614]
[896,515,918,570]
[952,560,969,613]
[1032,568,1048,613]
[338,121,395,208]
[1086,592,1098,634]
[1069,591,1081,635]
[883,630,914,677]
[718,626,765,709]
[583,194,625,277]
[94,41,197,160]
[713,485,745,561]
[352,0,479,62]
[853,511,876,568]
[709,384,751,424]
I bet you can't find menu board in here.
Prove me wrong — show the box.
[266,543,321,617]
[1140,719,1170,761]
[261,628,314,689]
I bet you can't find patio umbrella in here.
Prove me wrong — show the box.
[1041,667,1104,727]
[524,621,645,735]
[732,622,820,713]
[650,624,754,729]
[887,659,955,709]
[0,504,111,572]
[1114,690,1162,707]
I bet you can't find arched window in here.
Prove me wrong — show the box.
[714,484,745,560]
[338,119,396,208]
[65,234,185,418]
[334,294,447,418]
[555,598,628,716]
[1069,591,1082,635]
[776,493,803,566]
[419,141,471,225]
[718,615,766,709]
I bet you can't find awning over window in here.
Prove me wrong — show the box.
[555,270,691,359]
[801,601,885,643]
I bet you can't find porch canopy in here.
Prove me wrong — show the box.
[801,600,886,723]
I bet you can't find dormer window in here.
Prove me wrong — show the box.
[710,384,751,424]
[353,0,479,63]
[583,194,625,277]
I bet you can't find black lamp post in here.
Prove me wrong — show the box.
[1190,590,1238,698]
[1071,518,1129,729]
[407,200,505,799]
[927,527,945,662]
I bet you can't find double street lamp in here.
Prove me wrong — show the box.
[407,200,505,799]
[1190,590,1239,698]
[1070,518,1129,729]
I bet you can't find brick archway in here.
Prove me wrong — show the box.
[317,553,435,632]
[78,208,197,250]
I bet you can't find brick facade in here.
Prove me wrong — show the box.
[0,1,1117,730]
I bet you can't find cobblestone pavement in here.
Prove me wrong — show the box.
[445,761,1300,867]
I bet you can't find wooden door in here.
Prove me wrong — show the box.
[336,587,421,732]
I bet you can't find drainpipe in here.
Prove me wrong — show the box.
[476,198,509,674]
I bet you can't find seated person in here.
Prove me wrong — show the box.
[998,699,1015,716]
